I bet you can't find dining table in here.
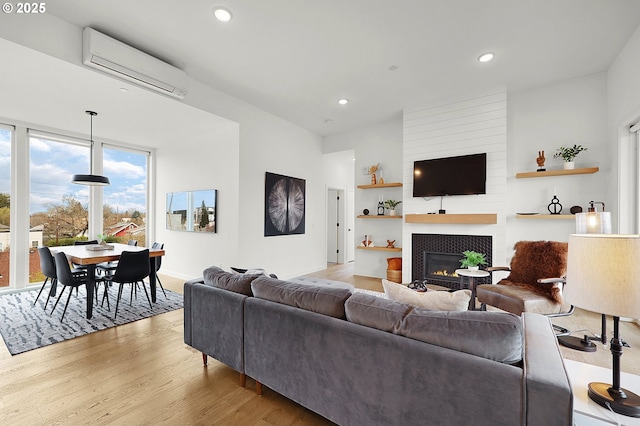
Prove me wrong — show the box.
[48,243,166,319]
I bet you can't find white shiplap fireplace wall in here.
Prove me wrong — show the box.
[402,89,508,283]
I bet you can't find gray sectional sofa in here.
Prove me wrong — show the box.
[183,266,573,426]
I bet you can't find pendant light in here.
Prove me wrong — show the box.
[72,110,110,186]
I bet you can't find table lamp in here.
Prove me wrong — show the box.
[575,201,611,234]
[560,202,613,352]
[565,234,640,417]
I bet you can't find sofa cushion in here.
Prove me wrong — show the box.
[287,276,355,291]
[203,266,263,296]
[251,276,352,318]
[345,292,413,333]
[399,309,524,364]
[382,279,470,311]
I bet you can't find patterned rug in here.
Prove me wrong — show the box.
[0,285,183,355]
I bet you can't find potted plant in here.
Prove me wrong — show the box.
[384,199,402,215]
[553,144,587,170]
[459,250,487,271]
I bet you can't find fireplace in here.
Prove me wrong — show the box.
[412,233,492,290]
[424,252,463,284]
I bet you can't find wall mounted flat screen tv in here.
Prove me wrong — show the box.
[413,153,487,197]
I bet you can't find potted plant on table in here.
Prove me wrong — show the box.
[554,144,587,170]
[459,250,487,271]
[384,199,402,215]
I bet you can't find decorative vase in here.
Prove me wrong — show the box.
[563,161,575,170]
[468,266,479,271]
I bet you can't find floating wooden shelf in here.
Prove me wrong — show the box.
[357,215,403,219]
[515,167,599,179]
[516,214,574,220]
[357,182,403,189]
[405,213,497,224]
[357,246,402,252]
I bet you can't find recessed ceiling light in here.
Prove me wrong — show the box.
[119,87,129,93]
[337,98,349,105]
[213,6,233,22]
[388,65,398,71]
[478,52,494,63]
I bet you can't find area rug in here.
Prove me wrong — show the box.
[0,286,183,355]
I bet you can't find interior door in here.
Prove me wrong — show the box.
[327,189,338,263]
[346,189,355,262]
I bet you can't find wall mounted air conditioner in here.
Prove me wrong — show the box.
[82,27,188,99]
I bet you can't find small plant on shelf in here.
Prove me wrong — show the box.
[459,250,487,270]
[384,199,402,216]
[553,144,587,162]
[384,200,402,210]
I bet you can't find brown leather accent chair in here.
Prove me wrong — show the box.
[476,241,573,333]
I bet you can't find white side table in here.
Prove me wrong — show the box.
[454,268,489,310]
[564,359,640,425]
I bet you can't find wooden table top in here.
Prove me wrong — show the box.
[49,243,165,265]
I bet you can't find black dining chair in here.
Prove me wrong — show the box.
[151,242,166,297]
[71,240,98,274]
[97,239,137,276]
[52,251,89,321]
[103,249,151,319]
[35,247,57,308]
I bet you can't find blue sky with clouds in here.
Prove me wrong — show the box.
[0,128,147,215]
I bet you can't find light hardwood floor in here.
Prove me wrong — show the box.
[0,263,638,425]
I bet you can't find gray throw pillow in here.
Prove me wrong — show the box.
[345,292,413,333]
[251,276,352,318]
[399,309,524,364]
[203,265,262,296]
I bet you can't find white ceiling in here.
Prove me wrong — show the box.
[14,0,640,137]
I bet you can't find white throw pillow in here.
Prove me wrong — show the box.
[382,279,470,311]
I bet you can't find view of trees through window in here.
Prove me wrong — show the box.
[0,127,11,287]
[0,128,148,287]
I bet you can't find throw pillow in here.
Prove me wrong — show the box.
[203,265,263,296]
[251,276,353,318]
[382,279,470,311]
[345,292,413,333]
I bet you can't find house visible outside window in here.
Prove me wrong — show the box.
[102,146,148,247]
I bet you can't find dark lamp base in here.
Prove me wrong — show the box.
[588,382,640,417]
[558,335,597,352]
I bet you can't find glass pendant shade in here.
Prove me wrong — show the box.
[575,211,612,234]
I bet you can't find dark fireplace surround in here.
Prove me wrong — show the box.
[412,233,493,290]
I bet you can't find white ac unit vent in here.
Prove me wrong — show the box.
[82,27,188,99]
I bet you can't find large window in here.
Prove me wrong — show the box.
[0,126,12,288]
[29,132,90,283]
[103,146,148,247]
[0,122,152,290]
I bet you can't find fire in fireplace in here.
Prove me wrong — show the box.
[424,252,463,283]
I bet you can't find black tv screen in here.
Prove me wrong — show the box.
[413,153,487,197]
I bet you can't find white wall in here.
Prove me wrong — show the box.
[402,89,507,281]
[507,73,609,250]
[324,119,403,277]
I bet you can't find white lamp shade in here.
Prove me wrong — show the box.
[565,234,640,319]
[575,212,612,234]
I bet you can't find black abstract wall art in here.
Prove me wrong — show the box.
[264,172,306,236]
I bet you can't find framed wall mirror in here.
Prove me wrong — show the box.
[166,189,217,233]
